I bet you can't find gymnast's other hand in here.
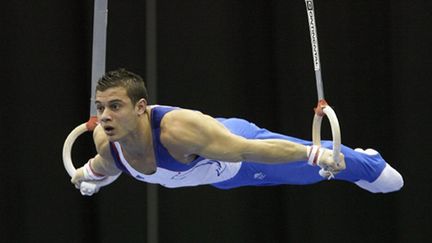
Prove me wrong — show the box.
[71,167,85,189]
[318,148,346,176]
[71,159,106,189]
[307,145,346,178]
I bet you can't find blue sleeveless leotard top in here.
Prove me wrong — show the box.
[109,105,242,188]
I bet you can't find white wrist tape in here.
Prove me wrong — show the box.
[306,145,323,166]
[83,159,106,180]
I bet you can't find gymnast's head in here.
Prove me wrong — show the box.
[96,68,148,106]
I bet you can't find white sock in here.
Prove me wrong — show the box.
[354,148,404,193]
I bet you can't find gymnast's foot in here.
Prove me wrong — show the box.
[354,148,404,193]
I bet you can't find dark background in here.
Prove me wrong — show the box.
[1,0,431,242]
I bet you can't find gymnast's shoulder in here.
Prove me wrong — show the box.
[160,107,218,130]
[92,124,111,157]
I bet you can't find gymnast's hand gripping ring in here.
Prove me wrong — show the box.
[312,100,342,178]
[62,117,120,196]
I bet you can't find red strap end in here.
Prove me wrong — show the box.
[86,116,98,131]
[314,99,328,117]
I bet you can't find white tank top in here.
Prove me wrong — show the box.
[112,142,242,188]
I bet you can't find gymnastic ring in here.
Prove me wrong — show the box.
[63,119,120,193]
[312,100,342,166]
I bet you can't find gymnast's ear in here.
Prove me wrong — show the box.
[135,98,147,115]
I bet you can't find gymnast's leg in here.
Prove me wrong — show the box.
[218,118,403,193]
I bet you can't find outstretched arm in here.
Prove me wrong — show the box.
[160,110,345,172]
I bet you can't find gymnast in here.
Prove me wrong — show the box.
[70,68,403,194]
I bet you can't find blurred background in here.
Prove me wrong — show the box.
[1,0,431,242]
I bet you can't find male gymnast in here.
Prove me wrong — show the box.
[71,68,403,193]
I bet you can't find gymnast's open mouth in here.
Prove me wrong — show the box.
[103,125,115,135]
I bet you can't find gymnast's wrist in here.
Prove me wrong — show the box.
[305,145,323,166]
[83,159,106,180]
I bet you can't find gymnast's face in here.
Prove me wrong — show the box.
[95,86,144,141]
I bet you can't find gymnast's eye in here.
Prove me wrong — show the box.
[96,105,104,113]
[110,103,121,111]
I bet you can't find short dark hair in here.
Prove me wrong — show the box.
[96,68,148,104]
